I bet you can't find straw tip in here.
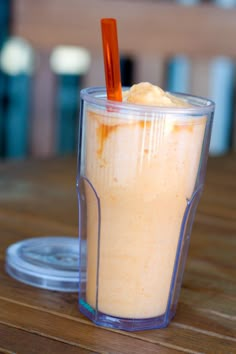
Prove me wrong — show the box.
[101,18,117,25]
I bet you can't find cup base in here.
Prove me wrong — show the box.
[79,299,175,331]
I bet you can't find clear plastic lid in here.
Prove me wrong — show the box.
[5,236,83,292]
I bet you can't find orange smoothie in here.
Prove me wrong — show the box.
[84,83,206,318]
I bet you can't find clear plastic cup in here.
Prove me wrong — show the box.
[77,87,214,331]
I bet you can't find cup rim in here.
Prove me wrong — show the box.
[80,86,215,115]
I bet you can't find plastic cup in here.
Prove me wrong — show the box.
[77,87,214,331]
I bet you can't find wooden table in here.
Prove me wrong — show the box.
[0,156,235,353]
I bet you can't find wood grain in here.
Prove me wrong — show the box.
[0,323,95,354]
[0,156,235,353]
[0,299,181,354]
[11,0,236,58]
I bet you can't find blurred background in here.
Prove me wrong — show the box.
[0,0,235,159]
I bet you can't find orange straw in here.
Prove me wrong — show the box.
[101,18,122,102]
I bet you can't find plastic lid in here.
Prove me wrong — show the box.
[5,236,83,292]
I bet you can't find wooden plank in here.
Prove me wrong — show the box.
[1,217,235,335]
[0,156,235,352]
[0,157,78,232]
[0,295,235,354]
[0,205,235,348]
[1,213,235,339]
[0,323,95,354]
[0,156,235,232]
[0,156,235,229]
[0,298,181,354]
[11,0,236,58]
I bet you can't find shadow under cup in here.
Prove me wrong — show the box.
[77,87,214,331]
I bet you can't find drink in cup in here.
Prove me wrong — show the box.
[77,82,214,331]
